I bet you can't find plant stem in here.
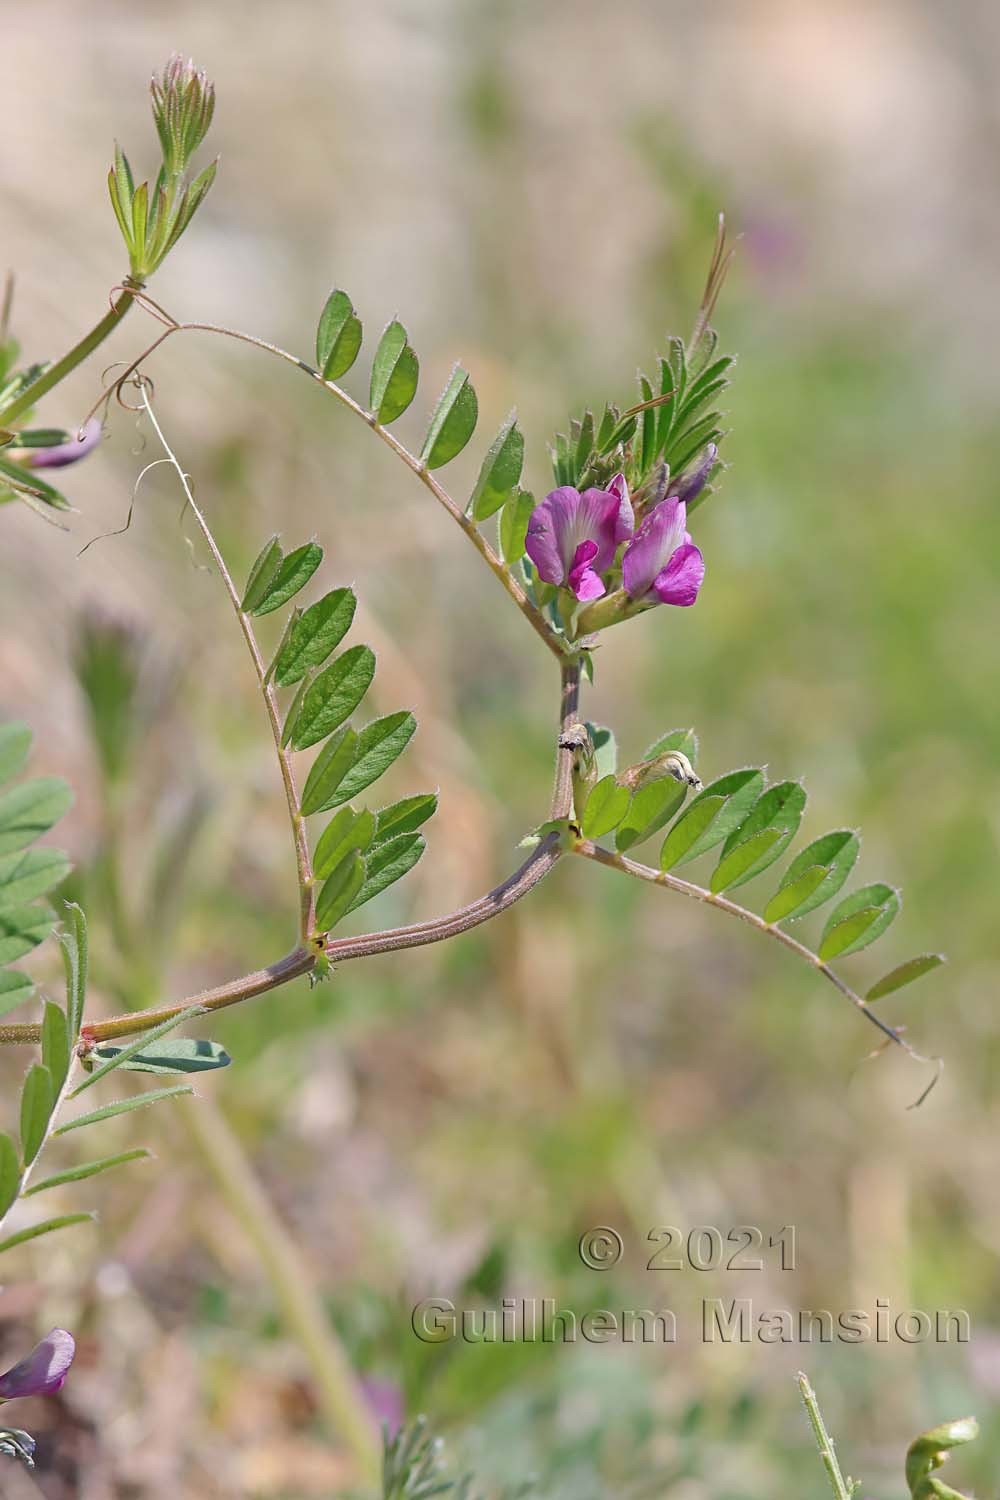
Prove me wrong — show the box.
[137,383,316,939]
[180,1091,382,1486]
[797,1372,855,1500]
[0,286,138,426]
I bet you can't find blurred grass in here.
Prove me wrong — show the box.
[2,1,999,1495]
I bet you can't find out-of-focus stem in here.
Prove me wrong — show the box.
[0,286,139,426]
[180,1091,382,1485]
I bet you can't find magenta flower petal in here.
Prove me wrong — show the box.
[0,1330,75,1402]
[28,420,102,470]
[650,542,705,606]
[568,540,606,601]
[606,472,635,544]
[525,484,621,598]
[622,498,688,600]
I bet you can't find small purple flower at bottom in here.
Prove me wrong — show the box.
[0,1330,75,1403]
[622,497,705,608]
[27,420,102,470]
[526,484,631,602]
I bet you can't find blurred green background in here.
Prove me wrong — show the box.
[2,1,999,1495]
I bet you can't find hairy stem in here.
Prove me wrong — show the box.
[0,286,138,426]
[137,383,316,939]
[797,1372,856,1500]
[86,298,566,659]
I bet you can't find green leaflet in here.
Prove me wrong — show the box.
[641,727,699,764]
[421,365,478,469]
[587,724,618,780]
[0,905,53,966]
[659,795,726,871]
[87,1038,231,1076]
[246,542,323,616]
[273,587,356,686]
[616,778,687,852]
[241,535,282,611]
[316,289,363,380]
[0,1132,20,1217]
[372,793,438,845]
[470,413,524,520]
[762,865,828,924]
[20,1063,53,1164]
[314,807,376,880]
[711,828,783,894]
[713,780,806,890]
[25,1148,151,1196]
[369,320,419,423]
[499,488,534,565]
[327,712,417,808]
[286,644,376,751]
[300,727,359,817]
[0,453,72,513]
[768,830,860,922]
[819,884,901,961]
[0,1213,95,1255]
[0,777,74,856]
[866,953,946,1002]
[55,1085,194,1135]
[349,833,425,914]
[315,851,366,930]
[41,1001,69,1094]
[0,848,71,908]
[0,723,31,783]
[581,775,630,839]
[60,902,88,1039]
[0,970,34,1018]
[671,768,764,866]
[71,1004,206,1095]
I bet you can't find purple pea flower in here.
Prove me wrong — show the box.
[27,419,102,470]
[671,443,718,506]
[0,1330,75,1403]
[622,496,705,608]
[525,481,633,602]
